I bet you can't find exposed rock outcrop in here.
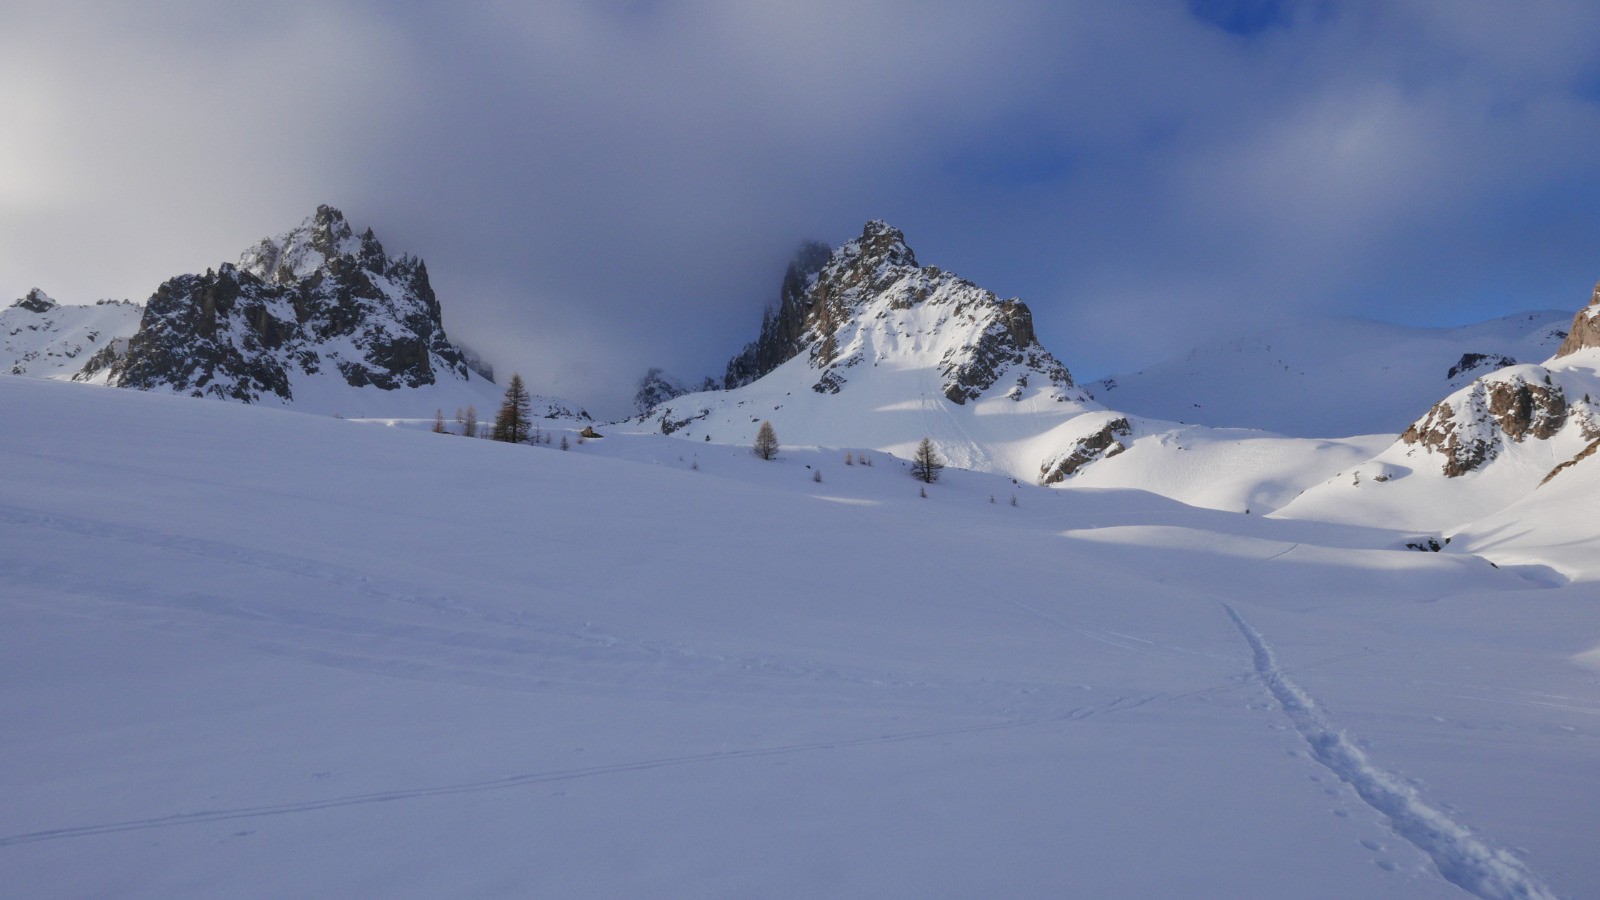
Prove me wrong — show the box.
[1541,436,1600,485]
[82,205,474,403]
[13,288,57,314]
[1400,370,1569,477]
[1039,417,1132,484]
[1447,352,1517,381]
[1554,282,1600,358]
[724,241,832,388]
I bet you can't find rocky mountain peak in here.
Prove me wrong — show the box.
[11,288,57,313]
[86,206,472,404]
[239,204,392,287]
[722,221,1076,405]
[851,220,918,270]
[1554,280,1600,358]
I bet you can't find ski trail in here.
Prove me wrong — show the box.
[1222,603,1557,900]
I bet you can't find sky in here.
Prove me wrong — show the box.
[6,0,1600,418]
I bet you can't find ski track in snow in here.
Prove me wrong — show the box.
[1223,603,1558,900]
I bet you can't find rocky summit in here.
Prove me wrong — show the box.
[721,221,1077,405]
[82,205,473,404]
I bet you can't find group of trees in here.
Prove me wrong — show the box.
[751,420,944,484]
[443,384,952,484]
[432,374,570,450]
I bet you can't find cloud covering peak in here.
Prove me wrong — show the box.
[6,1,1600,416]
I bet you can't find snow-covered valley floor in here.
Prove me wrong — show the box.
[2,376,1596,898]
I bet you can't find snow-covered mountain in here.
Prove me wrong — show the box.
[73,205,586,420]
[1090,312,1570,437]
[1278,285,1600,535]
[1,289,141,379]
[626,222,1377,513]
[631,222,1109,468]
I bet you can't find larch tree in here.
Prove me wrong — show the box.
[911,436,944,484]
[492,373,534,443]
[753,420,779,460]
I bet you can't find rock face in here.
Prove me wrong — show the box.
[1446,352,1517,382]
[724,241,832,389]
[84,206,473,403]
[1039,417,1132,484]
[14,288,57,314]
[723,221,1076,404]
[1394,278,1600,477]
[1542,436,1600,485]
[1554,282,1600,358]
[1400,370,1570,477]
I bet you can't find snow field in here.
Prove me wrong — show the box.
[1,375,1596,898]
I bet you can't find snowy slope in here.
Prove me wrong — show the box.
[1278,349,1600,539]
[630,223,1381,513]
[0,290,141,380]
[3,374,1596,898]
[1063,427,1393,514]
[1091,312,1570,437]
[1451,432,1600,579]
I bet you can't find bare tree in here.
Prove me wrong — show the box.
[432,408,447,434]
[753,420,779,460]
[911,436,944,484]
[463,404,478,438]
